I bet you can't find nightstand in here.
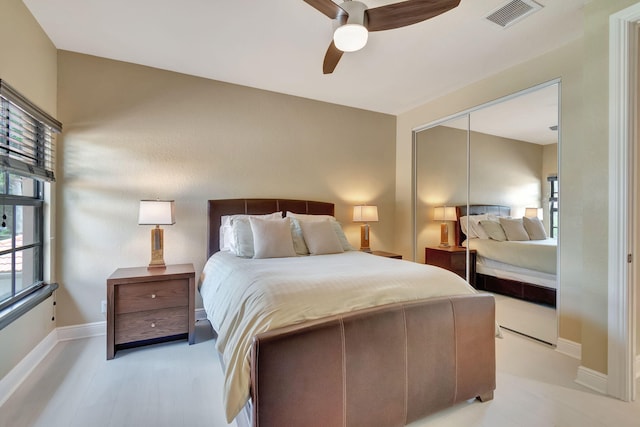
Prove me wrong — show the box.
[106,263,196,360]
[425,247,476,285]
[371,250,403,259]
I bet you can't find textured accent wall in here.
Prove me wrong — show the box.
[56,51,396,326]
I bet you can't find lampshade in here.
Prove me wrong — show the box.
[334,24,368,52]
[353,205,379,222]
[433,206,457,222]
[524,207,542,219]
[138,200,176,225]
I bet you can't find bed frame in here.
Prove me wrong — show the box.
[455,204,556,307]
[207,199,496,427]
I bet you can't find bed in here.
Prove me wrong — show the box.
[201,198,496,427]
[455,205,557,307]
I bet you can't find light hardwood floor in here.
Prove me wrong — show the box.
[1,320,639,427]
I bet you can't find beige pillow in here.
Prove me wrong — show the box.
[523,216,547,240]
[479,220,507,242]
[249,217,296,259]
[299,219,344,255]
[499,217,530,241]
[287,212,353,252]
[227,212,282,256]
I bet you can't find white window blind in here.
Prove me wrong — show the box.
[0,80,61,181]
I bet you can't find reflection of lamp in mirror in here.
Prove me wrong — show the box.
[353,205,378,252]
[434,206,457,247]
[138,200,175,269]
[524,207,543,219]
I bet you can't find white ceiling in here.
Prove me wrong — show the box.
[443,83,559,145]
[23,0,587,116]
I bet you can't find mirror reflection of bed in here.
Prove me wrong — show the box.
[414,82,559,346]
[455,205,557,345]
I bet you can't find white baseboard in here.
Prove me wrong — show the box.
[0,328,58,407]
[57,321,106,341]
[556,338,581,360]
[575,366,608,394]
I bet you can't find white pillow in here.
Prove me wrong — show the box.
[286,211,353,251]
[460,214,489,239]
[479,220,507,242]
[219,225,234,251]
[225,212,282,255]
[499,217,530,241]
[286,212,335,222]
[523,216,547,240]
[249,217,296,259]
[299,220,344,255]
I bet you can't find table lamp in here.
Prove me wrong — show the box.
[353,205,378,252]
[524,207,542,218]
[138,200,175,268]
[434,206,457,247]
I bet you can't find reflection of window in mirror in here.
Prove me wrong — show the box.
[548,175,558,238]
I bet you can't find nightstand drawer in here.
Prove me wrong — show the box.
[115,279,188,314]
[449,253,465,270]
[115,307,188,344]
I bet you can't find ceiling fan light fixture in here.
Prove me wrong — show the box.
[333,24,368,52]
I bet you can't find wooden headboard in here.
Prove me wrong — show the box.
[207,198,335,258]
[454,204,511,247]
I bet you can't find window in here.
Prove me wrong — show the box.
[548,175,558,238]
[0,80,60,328]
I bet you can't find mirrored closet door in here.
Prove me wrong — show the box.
[414,81,560,345]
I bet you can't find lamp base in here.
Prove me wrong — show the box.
[148,226,167,269]
[439,222,450,247]
[360,223,372,252]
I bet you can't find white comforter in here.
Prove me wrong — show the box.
[199,250,478,422]
[467,238,557,274]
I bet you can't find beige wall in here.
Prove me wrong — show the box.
[578,0,640,374]
[0,0,58,380]
[56,51,397,326]
[415,125,544,262]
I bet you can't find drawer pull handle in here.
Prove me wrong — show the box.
[151,322,156,328]
[151,294,156,299]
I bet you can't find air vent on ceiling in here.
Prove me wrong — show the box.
[485,0,543,28]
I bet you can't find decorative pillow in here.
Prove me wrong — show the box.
[230,217,255,257]
[479,220,507,242]
[286,211,353,251]
[523,216,547,240]
[499,217,530,241]
[289,217,310,255]
[299,219,344,255]
[249,217,297,259]
[226,212,282,255]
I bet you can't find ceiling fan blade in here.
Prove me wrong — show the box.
[365,0,461,32]
[323,41,344,74]
[304,0,347,20]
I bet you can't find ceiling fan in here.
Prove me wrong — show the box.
[304,0,461,74]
